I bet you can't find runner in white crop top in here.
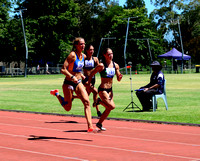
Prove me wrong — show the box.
[82,44,102,117]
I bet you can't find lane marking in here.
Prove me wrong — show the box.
[1,123,200,147]
[0,146,88,161]
[0,133,200,161]
[0,115,200,136]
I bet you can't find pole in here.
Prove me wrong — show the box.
[147,38,153,73]
[18,9,28,77]
[147,39,153,62]
[123,62,141,112]
[129,64,134,111]
[123,17,130,75]
[178,18,184,74]
[97,38,103,58]
[123,16,138,75]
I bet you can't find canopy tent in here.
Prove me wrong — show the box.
[158,48,191,60]
[158,48,191,73]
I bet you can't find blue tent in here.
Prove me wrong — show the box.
[158,48,191,60]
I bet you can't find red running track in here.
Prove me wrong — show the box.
[0,111,200,161]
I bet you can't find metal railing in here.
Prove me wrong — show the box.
[0,67,62,76]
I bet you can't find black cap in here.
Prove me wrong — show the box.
[150,61,162,70]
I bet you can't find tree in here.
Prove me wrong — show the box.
[93,3,124,52]
[72,0,115,50]
[15,0,80,65]
[179,0,200,63]
[124,0,145,9]
[14,0,115,65]
[150,0,200,63]
[0,0,13,63]
[0,0,11,38]
[1,0,166,69]
[111,7,164,67]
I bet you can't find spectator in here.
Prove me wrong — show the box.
[46,63,50,74]
[136,61,165,111]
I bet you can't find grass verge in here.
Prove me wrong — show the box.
[0,73,200,125]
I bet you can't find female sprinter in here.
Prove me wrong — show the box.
[88,48,123,131]
[82,44,102,117]
[50,37,94,132]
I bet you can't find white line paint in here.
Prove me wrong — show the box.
[0,122,200,147]
[0,146,88,161]
[0,133,200,161]
[0,115,199,136]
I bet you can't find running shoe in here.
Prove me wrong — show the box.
[50,89,59,96]
[96,123,106,131]
[87,128,94,133]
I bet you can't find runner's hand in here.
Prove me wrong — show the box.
[72,76,78,84]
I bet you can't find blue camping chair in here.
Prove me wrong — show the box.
[152,80,168,112]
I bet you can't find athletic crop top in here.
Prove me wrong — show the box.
[100,61,115,78]
[68,53,84,72]
[83,57,96,70]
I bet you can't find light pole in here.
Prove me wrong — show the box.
[171,17,184,74]
[123,17,138,74]
[97,38,104,58]
[177,18,184,74]
[16,9,28,77]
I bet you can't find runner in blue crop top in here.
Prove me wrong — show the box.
[68,52,84,73]
[50,37,94,132]
[88,48,123,131]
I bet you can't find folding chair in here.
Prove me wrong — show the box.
[152,79,168,112]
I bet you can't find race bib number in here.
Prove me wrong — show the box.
[106,68,115,77]
[76,61,84,70]
[85,60,94,68]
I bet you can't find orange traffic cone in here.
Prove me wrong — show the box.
[135,70,137,74]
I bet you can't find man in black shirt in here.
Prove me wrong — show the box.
[136,61,165,111]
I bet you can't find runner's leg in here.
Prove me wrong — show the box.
[75,83,93,130]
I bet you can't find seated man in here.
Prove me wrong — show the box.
[136,61,165,111]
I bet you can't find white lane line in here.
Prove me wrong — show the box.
[0,132,199,161]
[1,122,200,147]
[0,115,74,122]
[49,140,200,161]
[0,115,199,136]
[113,126,200,136]
[0,146,88,161]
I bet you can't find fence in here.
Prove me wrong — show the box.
[0,67,62,76]
[120,64,197,75]
[0,65,198,77]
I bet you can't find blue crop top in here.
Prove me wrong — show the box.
[100,61,115,78]
[68,53,84,72]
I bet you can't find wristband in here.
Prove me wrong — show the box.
[71,75,75,79]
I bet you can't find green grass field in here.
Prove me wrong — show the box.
[0,73,200,124]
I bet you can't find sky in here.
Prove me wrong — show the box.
[119,0,156,15]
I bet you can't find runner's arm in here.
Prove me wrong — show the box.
[115,63,123,81]
[60,52,76,79]
[88,63,104,85]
